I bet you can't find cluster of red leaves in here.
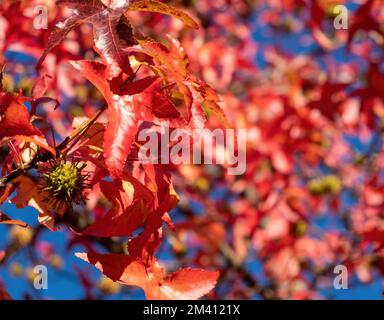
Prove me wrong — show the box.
[0,0,222,300]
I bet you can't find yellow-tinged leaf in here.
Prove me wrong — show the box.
[203,100,231,129]
[127,0,199,29]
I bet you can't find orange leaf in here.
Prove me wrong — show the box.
[203,99,231,129]
[127,0,199,29]
[0,211,29,228]
[11,176,64,230]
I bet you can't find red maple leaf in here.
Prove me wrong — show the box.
[76,251,219,300]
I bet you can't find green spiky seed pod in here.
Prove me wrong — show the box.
[38,159,90,211]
